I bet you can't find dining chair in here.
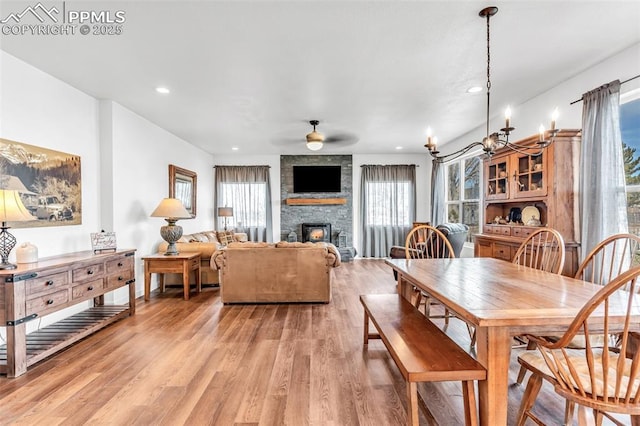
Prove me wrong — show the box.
[512,227,566,274]
[516,233,640,424]
[403,225,456,322]
[515,265,640,426]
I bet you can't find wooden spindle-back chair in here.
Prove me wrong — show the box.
[517,266,640,425]
[512,227,566,274]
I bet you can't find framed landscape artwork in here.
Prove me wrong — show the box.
[169,164,196,218]
[0,138,81,228]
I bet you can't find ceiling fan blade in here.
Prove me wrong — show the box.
[324,133,359,146]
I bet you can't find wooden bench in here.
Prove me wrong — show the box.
[360,293,486,426]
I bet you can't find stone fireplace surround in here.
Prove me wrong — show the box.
[280,155,353,248]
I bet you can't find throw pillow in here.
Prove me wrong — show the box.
[216,230,235,246]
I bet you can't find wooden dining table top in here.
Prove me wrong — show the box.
[385,257,639,331]
[386,256,640,425]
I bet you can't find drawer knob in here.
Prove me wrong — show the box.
[118,276,124,281]
[46,280,54,286]
[47,299,54,305]
[88,286,94,291]
[87,270,94,275]
[117,262,123,267]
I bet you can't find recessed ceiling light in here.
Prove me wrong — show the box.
[155,87,170,94]
[231,147,239,151]
[395,146,403,150]
[467,86,482,93]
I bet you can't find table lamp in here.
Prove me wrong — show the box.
[0,189,36,269]
[217,207,233,230]
[150,198,192,255]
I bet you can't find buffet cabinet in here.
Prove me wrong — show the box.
[0,249,136,377]
[474,129,581,277]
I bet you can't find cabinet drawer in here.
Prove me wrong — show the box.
[105,270,133,289]
[189,257,199,268]
[72,263,104,282]
[512,227,538,239]
[485,225,511,236]
[26,271,69,296]
[26,289,69,316]
[72,279,104,300]
[106,256,133,274]
[493,243,512,261]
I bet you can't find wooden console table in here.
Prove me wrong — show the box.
[143,252,201,301]
[0,249,136,378]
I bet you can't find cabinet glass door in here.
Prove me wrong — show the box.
[514,153,547,198]
[486,159,509,200]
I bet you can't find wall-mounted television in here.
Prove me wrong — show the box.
[293,165,341,193]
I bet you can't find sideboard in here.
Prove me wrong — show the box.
[0,249,136,377]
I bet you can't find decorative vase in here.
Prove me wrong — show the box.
[16,242,38,264]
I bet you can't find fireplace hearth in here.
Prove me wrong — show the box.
[302,223,331,243]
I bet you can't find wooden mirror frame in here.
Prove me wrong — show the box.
[169,164,197,218]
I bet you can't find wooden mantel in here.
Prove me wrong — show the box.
[285,198,347,206]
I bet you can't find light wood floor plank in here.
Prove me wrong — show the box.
[1,258,607,425]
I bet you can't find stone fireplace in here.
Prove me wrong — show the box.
[280,155,353,247]
[302,223,331,243]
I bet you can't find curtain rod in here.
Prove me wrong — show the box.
[360,164,419,167]
[569,74,640,105]
[213,165,271,168]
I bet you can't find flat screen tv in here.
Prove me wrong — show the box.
[293,165,341,193]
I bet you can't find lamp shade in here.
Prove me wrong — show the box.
[150,198,191,219]
[0,190,36,222]
[217,207,233,217]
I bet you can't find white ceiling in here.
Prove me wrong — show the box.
[1,1,639,155]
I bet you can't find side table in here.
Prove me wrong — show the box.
[143,252,201,301]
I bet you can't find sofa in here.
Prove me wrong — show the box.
[158,230,248,286]
[212,241,341,304]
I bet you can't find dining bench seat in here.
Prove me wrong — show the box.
[360,294,486,426]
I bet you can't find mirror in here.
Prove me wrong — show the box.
[169,164,197,218]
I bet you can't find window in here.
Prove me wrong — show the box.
[622,89,640,236]
[444,155,482,242]
[364,181,412,226]
[214,166,272,242]
[360,164,416,257]
[219,182,267,227]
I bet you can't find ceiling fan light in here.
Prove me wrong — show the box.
[306,141,323,151]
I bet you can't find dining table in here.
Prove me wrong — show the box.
[385,257,640,426]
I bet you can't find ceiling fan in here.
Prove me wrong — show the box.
[274,120,359,151]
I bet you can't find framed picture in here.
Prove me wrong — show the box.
[0,138,82,228]
[169,164,196,218]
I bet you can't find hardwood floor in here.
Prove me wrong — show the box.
[0,259,619,425]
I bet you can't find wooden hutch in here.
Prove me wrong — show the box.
[474,129,581,276]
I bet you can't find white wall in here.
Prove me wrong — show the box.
[103,101,215,302]
[0,51,215,337]
[442,43,640,155]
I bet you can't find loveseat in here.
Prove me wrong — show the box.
[212,241,341,304]
[158,230,248,286]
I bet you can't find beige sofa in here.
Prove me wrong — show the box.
[212,241,341,304]
[158,230,247,286]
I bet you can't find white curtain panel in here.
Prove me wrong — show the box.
[360,164,416,257]
[580,80,629,262]
[430,159,446,227]
[215,165,273,242]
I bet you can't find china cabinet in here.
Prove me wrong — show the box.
[474,129,581,276]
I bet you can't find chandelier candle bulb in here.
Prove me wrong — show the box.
[539,124,545,142]
[551,108,559,131]
[504,106,512,129]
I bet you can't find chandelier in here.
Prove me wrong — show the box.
[425,6,559,162]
